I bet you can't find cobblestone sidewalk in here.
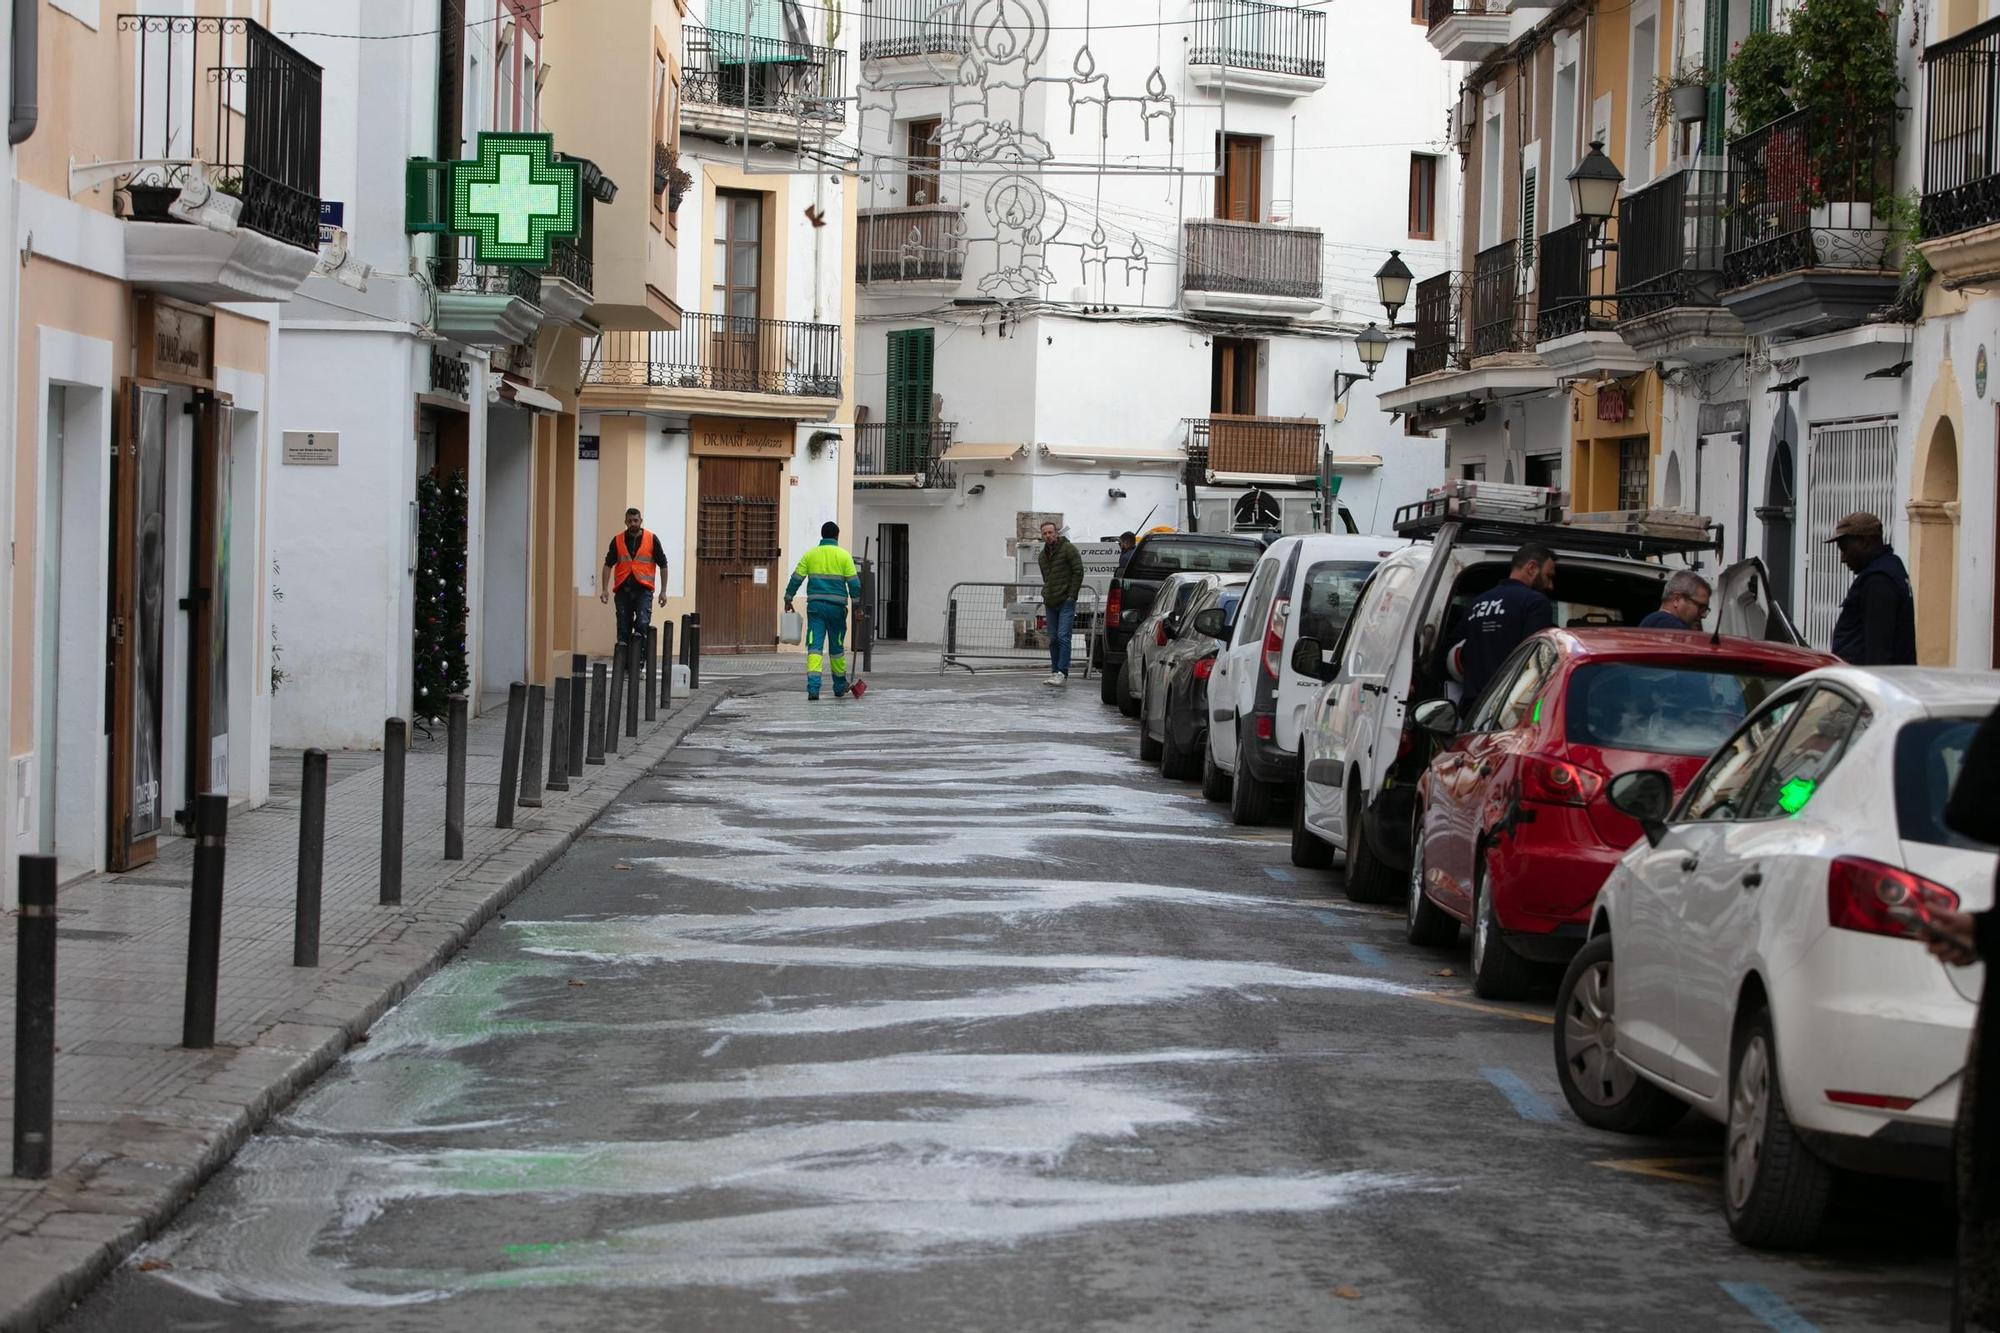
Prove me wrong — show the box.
[0,682,728,1332]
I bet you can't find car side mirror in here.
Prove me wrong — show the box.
[1289,636,1334,681]
[1607,770,1675,847]
[1412,698,1459,738]
[1192,607,1228,639]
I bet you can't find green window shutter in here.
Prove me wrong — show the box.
[1520,166,1537,270]
[884,328,935,474]
[406,159,453,234]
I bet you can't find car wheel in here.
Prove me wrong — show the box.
[1724,1004,1835,1249]
[1100,666,1119,706]
[1116,664,1140,719]
[1160,705,1197,781]
[1469,853,1539,1000]
[1200,734,1232,802]
[1553,935,1687,1134]
[1342,787,1402,905]
[1404,808,1460,947]
[1290,788,1333,869]
[1229,733,1277,826]
[1137,708,1163,762]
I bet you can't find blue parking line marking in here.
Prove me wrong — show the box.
[1263,867,1296,882]
[1480,1067,1560,1123]
[1346,942,1389,970]
[1312,911,1343,930]
[1718,1283,1819,1333]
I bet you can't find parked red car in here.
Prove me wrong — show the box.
[1405,628,1838,999]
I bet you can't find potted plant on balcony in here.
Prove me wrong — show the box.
[656,143,693,216]
[1646,59,1710,140]
[1725,30,1798,137]
[119,175,183,224]
[1789,0,1902,259]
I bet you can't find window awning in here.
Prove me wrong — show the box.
[1329,454,1384,469]
[942,441,1026,462]
[1039,443,1185,464]
[1208,470,1316,486]
[500,383,564,414]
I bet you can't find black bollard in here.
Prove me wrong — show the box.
[444,697,467,860]
[586,663,608,765]
[519,684,546,809]
[182,793,228,1049]
[14,855,56,1178]
[679,613,692,667]
[568,654,588,776]
[624,638,641,738]
[859,560,876,673]
[605,649,625,758]
[293,749,327,967]
[547,676,572,793]
[687,614,702,690]
[660,620,675,709]
[380,717,406,906]
[643,626,658,722]
[495,681,528,829]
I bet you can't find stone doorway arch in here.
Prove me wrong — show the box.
[1908,417,1960,666]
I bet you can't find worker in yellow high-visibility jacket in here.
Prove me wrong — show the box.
[784,521,863,700]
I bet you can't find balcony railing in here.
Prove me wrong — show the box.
[860,0,972,60]
[1471,239,1533,357]
[1184,416,1323,480]
[1535,220,1611,341]
[585,314,842,397]
[682,24,847,125]
[1188,0,1327,81]
[118,15,323,250]
[857,421,957,487]
[1426,0,1498,28]
[1617,165,1729,319]
[1409,270,1463,378]
[432,238,544,304]
[547,236,593,294]
[1724,108,1899,288]
[858,205,966,283]
[1921,15,2000,239]
[1183,219,1323,301]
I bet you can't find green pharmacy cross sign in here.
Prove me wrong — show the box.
[449,133,580,266]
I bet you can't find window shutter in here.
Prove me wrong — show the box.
[885,328,934,425]
[1520,165,1538,271]
[406,160,453,233]
[885,331,909,425]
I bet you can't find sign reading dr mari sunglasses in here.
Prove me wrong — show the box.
[447,133,581,266]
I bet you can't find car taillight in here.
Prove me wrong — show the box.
[1255,715,1274,740]
[1155,621,1169,647]
[1106,587,1122,627]
[1518,754,1606,806]
[1827,856,1961,939]
[1192,657,1214,680]
[1261,597,1291,679]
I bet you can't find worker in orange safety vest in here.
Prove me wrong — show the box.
[597,506,669,646]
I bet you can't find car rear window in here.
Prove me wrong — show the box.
[1895,717,1984,847]
[1564,663,1794,756]
[1129,540,1262,579]
[1297,560,1375,645]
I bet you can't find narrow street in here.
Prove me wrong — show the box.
[62,676,1956,1332]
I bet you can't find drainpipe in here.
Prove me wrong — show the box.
[8,0,35,145]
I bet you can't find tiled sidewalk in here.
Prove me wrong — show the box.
[0,681,727,1332]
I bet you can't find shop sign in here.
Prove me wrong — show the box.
[134,296,214,386]
[689,416,792,457]
[1595,380,1630,424]
[448,133,581,266]
[282,431,340,466]
[318,200,345,246]
[430,352,470,400]
[579,433,600,461]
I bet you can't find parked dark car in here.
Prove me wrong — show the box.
[1098,532,1265,712]
[1118,572,1210,719]
[1139,576,1249,780]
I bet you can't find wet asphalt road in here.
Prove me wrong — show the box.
[63,674,1955,1332]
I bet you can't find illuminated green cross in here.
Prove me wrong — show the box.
[450,132,579,266]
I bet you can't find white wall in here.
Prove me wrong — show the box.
[481,405,533,689]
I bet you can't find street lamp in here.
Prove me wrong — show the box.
[1375,250,1415,326]
[1567,139,1624,241]
[1334,322,1390,407]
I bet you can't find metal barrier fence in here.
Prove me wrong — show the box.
[940,583,1099,676]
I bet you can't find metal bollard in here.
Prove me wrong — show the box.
[547,676,572,793]
[660,620,675,709]
[643,626,659,722]
[568,653,588,775]
[679,613,692,667]
[624,638,641,738]
[495,681,528,829]
[605,649,625,758]
[687,613,702,690]
[14,855,56,1178]
[859,560,876,673]
[294,749,327,967]
[444,697,467,860]
[586,663,608,765]
[381,717,406,906]
[182,793,228,1050]
[519,684,546,809]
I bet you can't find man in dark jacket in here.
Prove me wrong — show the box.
[1037,520,1085,686]
[1447,541,1557,709]
[1827,512,1917,665]
[1638,570,1711,630]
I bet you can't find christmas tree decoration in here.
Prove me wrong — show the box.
[412,469,470,721]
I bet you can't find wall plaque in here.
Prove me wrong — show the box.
[282,430,339,465]
[689,416,793,457]
[134,296,214,386]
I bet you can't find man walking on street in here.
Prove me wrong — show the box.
[1639,570,1711,630]
[1447,542,1556,709]
[1828,511,1917,666]
[598,507,668,645]
[1038,520,1084,687]
[785,521,862,700]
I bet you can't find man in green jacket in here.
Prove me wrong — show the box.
[1036,519,1085,687]
[784,521,863,700]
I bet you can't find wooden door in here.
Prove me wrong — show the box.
[710,191,765,391]
[1217,133,1262,222]
[906,117,942,204]
[696,455,783,652]
[109,382,171,871]
[180,390,232,830]
[1211,337,1258,415]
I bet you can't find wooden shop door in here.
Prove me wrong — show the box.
[695,455,782,652]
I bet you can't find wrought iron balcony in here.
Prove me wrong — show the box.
[1184,416,1324,481]
[1535,220,1613,342]
[1723,109,1899,286]
[1617,165,1729,318]
[547,237,593,295]
[116,14,323,251]
[1408,270,1464,378]
[431,247,543,304]
[1424,0,1509,61]
[682,24,847,126]
[858,206,966,284]
[430,238,545,346]
[585,313,842,398]
[1921,15,2000,241]
[859,0,972,61]
[856,421,957,487]
[1182,219,1323,305]
[1471,239,1535,358]
[1188,0,1327,84]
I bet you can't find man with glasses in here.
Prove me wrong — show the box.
[1639,570,1711,631]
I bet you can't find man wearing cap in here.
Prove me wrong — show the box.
[1828,511,1917,666]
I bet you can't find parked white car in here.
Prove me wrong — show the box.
[1201,533,1406,826]
[1553,667,1996,1249]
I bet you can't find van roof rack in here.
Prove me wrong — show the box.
[1393,481,1719,559]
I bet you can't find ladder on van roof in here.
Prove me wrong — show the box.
[1392,480,1719,562]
